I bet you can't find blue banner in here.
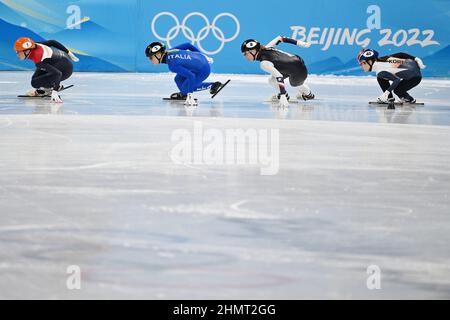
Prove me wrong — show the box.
[1,0,449,76]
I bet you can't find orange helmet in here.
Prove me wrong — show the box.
[14,37,35,52]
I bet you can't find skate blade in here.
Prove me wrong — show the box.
[163,98,198,101]
[211,79,231,99]
[369,101,424,106]
[265,99,300,104]
[18,84,74,98]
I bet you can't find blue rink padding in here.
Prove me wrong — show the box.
[0,0,449,76]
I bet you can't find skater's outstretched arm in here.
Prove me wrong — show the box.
[380,52,426,69]
[390,53,426,69]
[40,39,79,62]
[172,43,200,52]
[39,40,69,53]
[388,53,416,60]
[265,36,310,48]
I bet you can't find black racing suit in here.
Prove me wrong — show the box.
[257,48,308,87]
[375,53,422,99]
[31,40,73,90]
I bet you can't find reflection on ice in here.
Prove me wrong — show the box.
[0,72,449,126]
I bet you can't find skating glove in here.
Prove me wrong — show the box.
[297,40,311,48]
[184,93,198,106]
[51,90,63,103]
[415,57,426,69]
[68,51,79,62]
[278,93,290,108]
[205,56,214,64]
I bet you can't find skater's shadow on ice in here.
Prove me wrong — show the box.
[23,99,64,114]
[271,104,315,120]
[375,106,416,124]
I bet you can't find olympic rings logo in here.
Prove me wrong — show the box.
[151,12,240,55]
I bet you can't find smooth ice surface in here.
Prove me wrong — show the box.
[0,72,450,299]
[1,72,450,125]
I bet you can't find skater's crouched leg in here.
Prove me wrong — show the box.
[289,76,314,101]
[393,77,422,103]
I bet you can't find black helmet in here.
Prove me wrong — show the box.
[357,48,379,64]
[145,42,166,57]
[241,39,261,53]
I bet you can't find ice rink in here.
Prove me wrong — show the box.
[1,71,450,299]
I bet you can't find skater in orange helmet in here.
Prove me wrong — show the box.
[14,37,79,103]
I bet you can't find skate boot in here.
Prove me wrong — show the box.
[210,80,231,98]
[38,88,52,96]
[268,94,279,103]
[26,88,51,97]
[210,82,223,95]
[278,93,290,101]
[299,91,315,101]
[25,88,39,97]
[170,92,187,101]
[268,93,291,103]
[377,95,395,104]
[54,84,66,92]
[296,84,315,101]
[400,94,416,104]
[386,92,395,104]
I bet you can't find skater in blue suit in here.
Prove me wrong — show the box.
[145,42,228,106]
